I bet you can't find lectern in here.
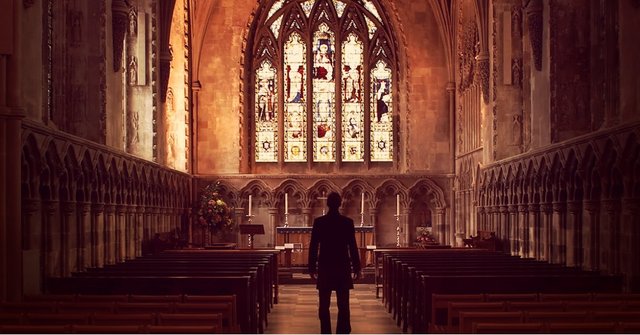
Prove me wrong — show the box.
[239,224,265,249]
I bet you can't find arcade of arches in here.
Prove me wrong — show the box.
[0,0,639,302]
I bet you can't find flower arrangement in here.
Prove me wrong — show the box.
[196,182,234,234]
[415,230,436,245]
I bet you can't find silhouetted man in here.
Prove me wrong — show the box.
[308,192,361,334]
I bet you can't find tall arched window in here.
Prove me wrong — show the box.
[252,0,396,165]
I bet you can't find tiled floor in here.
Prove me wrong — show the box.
[265,283,401,334]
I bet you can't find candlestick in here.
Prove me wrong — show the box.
[360,193,364,215]
[246,214,255,248]
[395,214,401,247]
[396,194,400,216]
[285,193,288,214]
[284,213,289,228]
[248,195,252,216]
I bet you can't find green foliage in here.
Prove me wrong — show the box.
[197,182,234,234]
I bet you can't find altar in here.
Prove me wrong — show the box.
[276,226,375,268]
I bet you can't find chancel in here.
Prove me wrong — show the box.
[1,0,639,333]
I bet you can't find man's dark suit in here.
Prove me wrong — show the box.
[308,209,361,334]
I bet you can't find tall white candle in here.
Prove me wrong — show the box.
[396,194,400,216]
[360,193,364,214]
[248,195,252,216]
[285,193,288,214]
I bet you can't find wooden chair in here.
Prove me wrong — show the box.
[115,302,174,314]
[617,322,640,333]
[24,312,89,325]
[458,311,523,334]
[146,325,219,333]
[128,295,183,303]
[524,311,589,323]
[156,312,223,329]
[0,313,23,325]
[546,322,617,334]
[71,325,144,333]
[75,294,129,302]
[507,301,565,312]
[472,322,544,334]
[0,325,72,333]
[90,313,156,326]
[56,302,115,313]
[484,293,538,302]
[538,293,592,301]
[447,302,506,333]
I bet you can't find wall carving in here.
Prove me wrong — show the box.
[112,0,129,72]
[524,0,543,71]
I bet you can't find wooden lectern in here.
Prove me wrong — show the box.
[239,224,265,249]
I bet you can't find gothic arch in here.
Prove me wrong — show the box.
[274,179,306,208]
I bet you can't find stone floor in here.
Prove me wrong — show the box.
[264,283,401,334]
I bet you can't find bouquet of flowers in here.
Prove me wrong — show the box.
[196,182,234,234]
[415,230,436,244]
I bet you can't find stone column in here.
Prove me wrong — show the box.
[540,203,553,262]
[134,205,144,257]
[125,205,136,259]
[22,199,42,295]
[302,207,313,227]
[582,200,600,270]
[477,207,486,233]
[91,203,105,268]
[42,200,60,278]
[435,208,446,246]
[142,206,151,243]
[508,205,519,255]
[500,205,510,253]
[528,204,540,260]
[620,198,639,290]
[60,201,77,276]
[551,202,567,265]
[369,208,378,245]
[77,202,92,271]
[518,204,529,258]
[566,201,582,267]
[402,208,411,247]
[233,207,245,246]
[601,199,621,273]
[267,207,279,248]
[115,205,126,263]
[104,204,116,265]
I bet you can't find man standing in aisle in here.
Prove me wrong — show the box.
[308,192,361,334]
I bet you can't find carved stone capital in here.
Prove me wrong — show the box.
[61,201,77,214]
[528,204,540,212]
[104,204,116,214]
[518,204,529,213]
[566,201,582,214]
[92,203,105,213]
[508,205,519,213]
[23,199,41,214]
[478,207,486,214]
[475,54,490,102]
[43,200,59,214]
[602,199,621,213]
[552,202,566,213]
[582,200,600,213]
[540,203,553,214]
[500,205,510,214]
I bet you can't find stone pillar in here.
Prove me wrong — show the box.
[115,205,126,263]
[22,199,42,295]
[266,207,278,248]
[566,201,582,267]
[601,199,620,273]
[142,206,151,243]
[435,208,446,246]
[301,207,313,227]
[582,200,600,270]
[540,203,553,262]
[518,204,529,258]
[620,198,640,290]
[508,205,519,255]
[500,205,510,253]
[125,205,136,259]
[528,204,540,260]
[402,208,411,247]
[42,200,60,278]
[91,203,105,268]
[233,207,245,246]
[104,204,116,265]
[134,205,144,257]
[551,202,567,265]
[60,201,77,276]
[77,202,92,270]
[477,207,486,233]
[369,208,378,245]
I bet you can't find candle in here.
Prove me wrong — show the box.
[396,194,400,216]
[285,193,288,214]
[248,195,252,216]
[360,193,364,214]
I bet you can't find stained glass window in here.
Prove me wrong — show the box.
[255,61,278,162]
[253,0,396,166]
[370,60,393,161]
[341,33,364,161]
[284,32,307,162]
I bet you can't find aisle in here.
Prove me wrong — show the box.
[265,283,401,334]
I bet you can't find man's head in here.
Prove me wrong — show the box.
[327,192,342,210]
